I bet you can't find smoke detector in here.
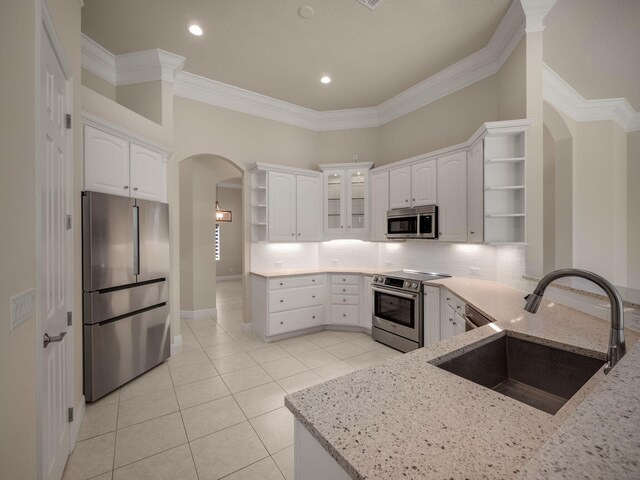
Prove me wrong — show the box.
[356,0,382,10]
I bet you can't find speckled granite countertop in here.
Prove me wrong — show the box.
[251,268,392,278]
[285,277,639,480]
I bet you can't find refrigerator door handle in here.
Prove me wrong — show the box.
[133,205,140,276]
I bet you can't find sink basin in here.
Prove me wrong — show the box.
[437,335,604,415]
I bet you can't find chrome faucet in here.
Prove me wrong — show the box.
[524,268,626,374]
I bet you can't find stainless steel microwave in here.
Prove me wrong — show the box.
[386,205,438,239]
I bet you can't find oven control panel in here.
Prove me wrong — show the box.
[373,276,421,292]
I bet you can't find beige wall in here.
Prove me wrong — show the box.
[315,128,379,165]
[497,38,526,121]
[377,76,499,165]
[0,1,38,477]
[180,157,242,311]
[217,186,243,278]
[82,67,116,100]
[116,80,163,124]
[0,0,81,477]
[629,130,640,288]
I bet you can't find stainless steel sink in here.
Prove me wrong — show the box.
[436,335,604,415]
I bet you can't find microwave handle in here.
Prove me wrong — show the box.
[372,286,419,300]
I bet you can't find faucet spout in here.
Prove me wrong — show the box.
[523,268,626,374]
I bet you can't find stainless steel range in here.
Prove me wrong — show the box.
[371,270,451,352]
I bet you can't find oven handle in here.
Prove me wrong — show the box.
[372,286,420,300]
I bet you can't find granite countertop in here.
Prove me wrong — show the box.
[285,277,640,480]
[251,267,393,278]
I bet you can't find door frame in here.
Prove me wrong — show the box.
[35,2,76,479]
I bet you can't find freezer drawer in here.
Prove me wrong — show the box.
[84,303,169,402]
[83,280,168,325]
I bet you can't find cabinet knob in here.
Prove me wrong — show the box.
[279,300,284,303]
[456,305,461,309]
[412,198,416,201]
[405,199,409,202]
[280,321,284,325]
[312,279,316,282]
[279,282,284,286]
[298,233,301,236]
[343,289,346,292]
[343,314,346,317]
[291,233,294,236]
[312,315,316,319]
[312,295,316,298]
[446,297,451,301]
[439,232,443,235]
[124,185,129,190]
[341,225,344,229]
[470,231,475,235]
[452,321,457,325]
[133,187,138,191]
[343,299,346,302]
[342,279,346,282]
[348,225,351,228]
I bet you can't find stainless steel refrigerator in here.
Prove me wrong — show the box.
[82,191,170,402]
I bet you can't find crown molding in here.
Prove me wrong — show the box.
[519,0,557,33]
[116,49,185,85]
[543,65,640,133]
[81,33,116,85]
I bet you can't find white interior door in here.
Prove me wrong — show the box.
[39,19,73,480]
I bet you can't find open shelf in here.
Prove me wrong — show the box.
[485,185,524,191]
[485,157,525,164]
[486,213,525,218]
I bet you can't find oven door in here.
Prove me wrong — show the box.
[386,214,419,238]
[372,286,421,342]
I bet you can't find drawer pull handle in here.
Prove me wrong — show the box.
[446,297,451,301]
[312,316,316,319]
[312,295,316,298]
[280,300,284,303]
[280,283,284,286]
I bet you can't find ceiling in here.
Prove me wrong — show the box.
[544,0,640,111]
[81,0,511,111]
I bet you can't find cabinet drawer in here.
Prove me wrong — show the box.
[330,285,359,295]
[269,275,323,290]
[269,305,323,336]
[331,295,359,306]
[269,285,324,313]
[331,305,359,326]
[330,274,360,285]
[444,291,465,314]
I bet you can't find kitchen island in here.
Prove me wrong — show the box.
[285,278,640,479]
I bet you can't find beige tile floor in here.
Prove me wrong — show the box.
[63,280,402,480]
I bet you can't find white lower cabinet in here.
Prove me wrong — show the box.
[439,289,466,340]
[329,275,360,326]
[360,276,373,330]
[269,306,323,337]
[423,286,441,346]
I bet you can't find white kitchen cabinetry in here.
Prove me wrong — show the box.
[423,286,441,346]
[84,124,167,202]
[251,274,325,339]
[329,275,360,326]
[250,163,322,242]
[440,289,466,340]
[389,166,411,209]
[437,151,467,242]
[320,163,373,239]
[411,159,437,206]
[360,276,373,330]
[370,171,389,241]
[388,159,437,210]
[467,140,484,243]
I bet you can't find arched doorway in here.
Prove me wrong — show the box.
[178,154,244,319]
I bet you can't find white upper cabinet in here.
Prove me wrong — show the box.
[130,143,166,202]
[389,166,411,209]
[347,168,369,235]
[268,171,297,241]
[296,174,322,241]
[84,123,168,202]
[411,159,437,206]
[467,140,484,243]
[324,169,346,235]
[84,125,130,197]
[437,151,467,242]
[370,171,389,241]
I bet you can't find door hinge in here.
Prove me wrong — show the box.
[65,114,72,129]
[68,407,74,423]
[66,214,72,230]
[67,311,72,326]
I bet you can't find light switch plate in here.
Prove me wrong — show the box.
[10,288,34,330]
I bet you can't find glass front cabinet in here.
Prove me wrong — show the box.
[320,162,373,239]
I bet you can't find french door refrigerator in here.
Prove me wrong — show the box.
[82,191,170,401]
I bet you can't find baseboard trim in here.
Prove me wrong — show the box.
[180,308,217,319]
[170,334,183,356]
[217,275,242,282]
[70,395,86,451]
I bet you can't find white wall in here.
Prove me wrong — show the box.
[628,131,640,289]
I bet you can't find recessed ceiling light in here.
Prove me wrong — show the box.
[320,76,332,84]
[188,24,204,36]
